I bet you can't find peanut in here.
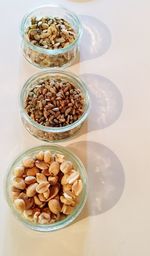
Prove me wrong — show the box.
[72,179,83,196]
[14,199,25,212]
[26,183,38,197]
[55,154,65,163]
[61,204,74,215]
[25,176,36,185]
[26,167,39,176]
[10,149,84,225]
[38,193,46,202]
[13,177,26,190]
[13,166,24,177]
[36,151,44,161]
[36,173,47,183]
[36,182,50,194]
[48,176,58,185]
[35,160,49,170]
[49,162,59,176]
[23,158,34,168]
[44,151,51,163]
[49,184,59,200]
[60,161,73,174]
[67,171,80,184]
[48,199,61,214]
[60,196,75,206]
[38,212,51,224]
[34,195,43,206]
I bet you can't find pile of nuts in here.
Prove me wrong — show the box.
[25,76,84,127]
[11,150,83,224]
[24,16,77,68]
[26,17,76,49]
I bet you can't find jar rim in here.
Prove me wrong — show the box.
[20,4,83,55]
[5,145,88,232]
[20,69,90,133]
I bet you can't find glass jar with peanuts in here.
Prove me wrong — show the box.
[5,145,87,232]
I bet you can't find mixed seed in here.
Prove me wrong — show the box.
[23,16,78,68]
[25,77,84,127]
[11,150,83,224]
[26,17,76,49]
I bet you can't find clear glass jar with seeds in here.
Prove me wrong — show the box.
[20,70,90,142]
[20,5,82,68]
[5,145,87,232]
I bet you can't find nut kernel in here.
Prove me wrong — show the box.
[36,173,47,183]
[44,150,51,163]
[13,177,26,190]
[13,166,24,177]
[60,161,73,174]
[49,162,60,176]
[26,183,38,197]
[48,199,61,214]
[25,176,36,185]
[23,158,34,168]
[36,182,50,194]
[14,198,25,212]
[72,179,83,196]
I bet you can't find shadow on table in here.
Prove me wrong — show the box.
[78,15,111,62]
[68,141,125,221]
[77,73,123,137]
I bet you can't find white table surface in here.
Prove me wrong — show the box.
[0,0,150,255]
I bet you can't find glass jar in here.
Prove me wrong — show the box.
[5,145,87,232]
[20,5,82,68]
[20,70,90,142]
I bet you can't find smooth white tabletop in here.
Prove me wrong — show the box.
[0,0,150,255]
